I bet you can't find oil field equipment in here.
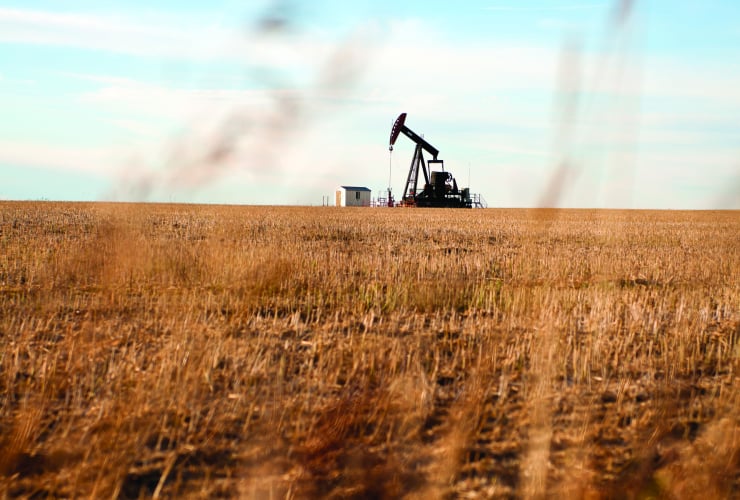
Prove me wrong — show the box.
[389,112,473,208]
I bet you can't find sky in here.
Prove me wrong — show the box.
[1,0,738,208]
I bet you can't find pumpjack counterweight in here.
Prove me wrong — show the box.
[388,113,473,208]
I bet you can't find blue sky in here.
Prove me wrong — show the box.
[1,0,738,208]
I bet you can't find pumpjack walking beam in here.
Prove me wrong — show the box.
[389,112,439,159]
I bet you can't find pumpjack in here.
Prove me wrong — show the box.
[389,113,472,208]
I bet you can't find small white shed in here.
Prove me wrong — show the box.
[335,186,371,207]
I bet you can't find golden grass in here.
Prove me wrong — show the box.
[0,202,738,498]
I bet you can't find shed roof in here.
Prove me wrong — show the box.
[338,186,371,192]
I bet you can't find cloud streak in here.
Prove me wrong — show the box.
[0,7,190,58]
[484,2,606,12]
[0,140,125,175]
[0,7,253,63]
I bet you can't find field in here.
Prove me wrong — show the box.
[0,202,738,498]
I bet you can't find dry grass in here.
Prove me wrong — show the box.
[0,202,738,498]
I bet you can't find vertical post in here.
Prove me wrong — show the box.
[388,149,393,197]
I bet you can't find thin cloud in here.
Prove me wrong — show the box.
[0,7,238,62]
[484,3,606,12]
[56,72,144,86]
[0,140,125,175]
[0,72,36,86]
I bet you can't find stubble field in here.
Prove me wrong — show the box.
[0,202,738,498]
